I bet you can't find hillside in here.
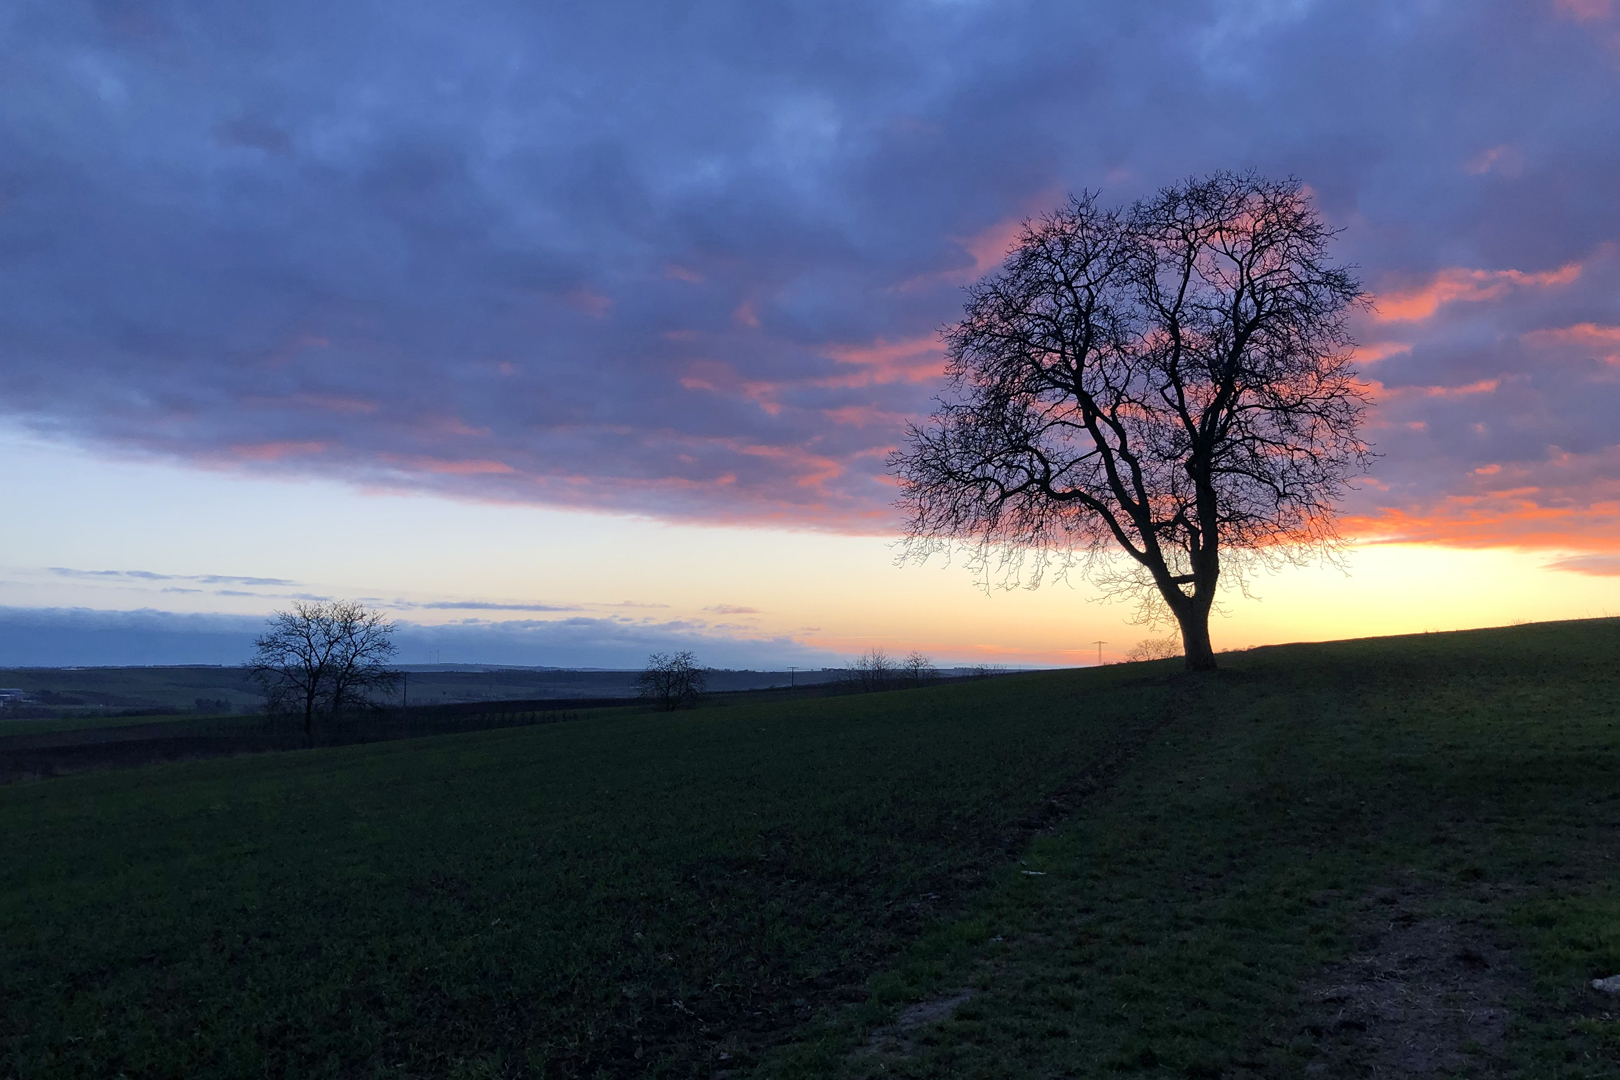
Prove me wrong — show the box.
[3,619,1619,1077]
[0,665,858,720]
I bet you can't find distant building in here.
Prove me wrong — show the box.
[0,688,32,704]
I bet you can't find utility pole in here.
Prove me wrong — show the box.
[1092,640,1106,666]
[402,670,409,708]
[789,666,797,688]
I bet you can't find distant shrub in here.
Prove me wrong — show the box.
[1127,636,1182,662]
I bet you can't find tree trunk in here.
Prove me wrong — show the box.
[1175,605,1218,672]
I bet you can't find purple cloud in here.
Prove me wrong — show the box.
[2,1,1619,546]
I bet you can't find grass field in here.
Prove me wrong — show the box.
[4,619,1620,1077]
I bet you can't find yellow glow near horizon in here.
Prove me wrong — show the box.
[2,428,1617,665]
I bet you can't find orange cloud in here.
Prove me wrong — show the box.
[1546,553,1620,575]
[1350,341,1413,365]
[1361,377,1501,402]
[1345,498,1620,551]
[1347,446,1620,551]
[1373,262,1582,322]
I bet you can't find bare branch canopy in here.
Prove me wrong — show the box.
[890,172,1370,671]
[247,600,400,740]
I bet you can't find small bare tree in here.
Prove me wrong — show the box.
[247,601,399,742]
[637,651,708,711]
[892,172,1368,671]
[847,648,897,692]
[1126,635,1183,662]
[902,651,937,687]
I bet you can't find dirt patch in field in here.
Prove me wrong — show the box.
[857,989,977,1057]
[1298,887,1520,1076]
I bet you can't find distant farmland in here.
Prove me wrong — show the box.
[0,664,856,719]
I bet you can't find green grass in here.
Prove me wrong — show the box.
[4,619,1620,1078]
[0,668,1170,1077]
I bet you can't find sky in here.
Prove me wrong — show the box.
[3,0,1619,667]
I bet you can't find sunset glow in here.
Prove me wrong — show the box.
[3,1,1619,666]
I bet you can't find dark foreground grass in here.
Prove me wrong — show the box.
[5,620,1620,1078]
[0,668,1174,1077]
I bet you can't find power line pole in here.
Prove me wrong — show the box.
[1092,640,1106,666]
[789,666,797,688]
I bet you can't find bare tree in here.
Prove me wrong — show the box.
[902,651,937,687]
[892,172,1368,671]
[637,651,708,711]
[847,648,897,692]
[247,601,399,742]
[1126,635,1183,662]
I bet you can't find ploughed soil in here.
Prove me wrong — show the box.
[1297,886,1520,1077]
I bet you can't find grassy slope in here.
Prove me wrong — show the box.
[4,619,1620,1078]
[0,669,1172,1078]
[763,618,1620,1077]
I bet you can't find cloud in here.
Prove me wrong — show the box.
[1546,553,1620,575]
[405,601,583,612]
[704,604,762,615]
[50,568,298,587]
[1372,262,1583,323]
[0,1,1618,550]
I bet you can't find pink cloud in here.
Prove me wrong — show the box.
[1350,341,1414,365]
[1556,0,1614,21]
[1463,144,1524,176]
[823,404,905,427]
[290,393,379,415]
[679,360,785,415]
[565,288,612,318]
[895,211,1045,293]
[230,440,327,461]
[820,334,947,386]
[388,455,516,475]
[1373,262,1583,322]
[1522,322,1620,361]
